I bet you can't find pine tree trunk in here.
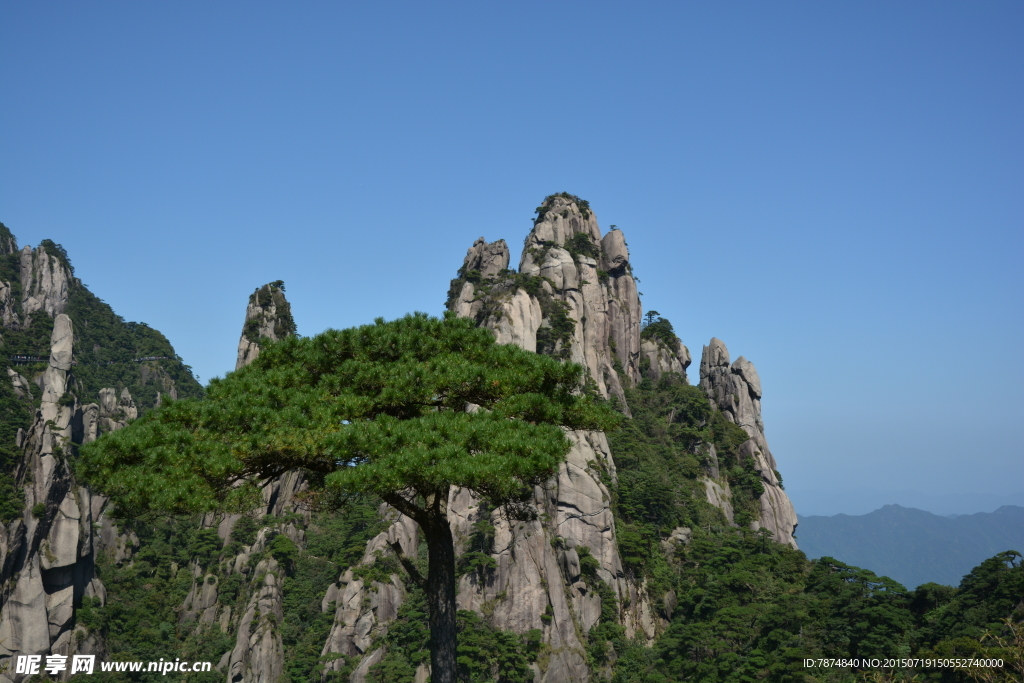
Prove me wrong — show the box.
[423,509,458,683]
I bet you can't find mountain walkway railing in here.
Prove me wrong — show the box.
[7,355,174,365]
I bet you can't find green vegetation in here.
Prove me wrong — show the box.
[534,296,574,361]
[533,192,592,222]
[243,281,297,343]
[0,341,34,522]
[66,286,204,410]
[81,313,617,683]
[640,314,680,349]
[608,375,764,576]
[564,232,600,261]
[603,373,1024,682]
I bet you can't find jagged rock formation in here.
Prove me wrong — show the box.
[441,195,684,679]
[18,246,71,327]
[236,282,296,370]
[0,315,125,679]
[449,195,643,413]
[699,338,798,547]
[640,336,691,381]
[173,282,305,683]
[0,227,202,682]
[0,206,802,683]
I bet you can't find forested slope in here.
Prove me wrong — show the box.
[797,505,1024,589]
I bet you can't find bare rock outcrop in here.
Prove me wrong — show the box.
[236,282,296,370]
[18,245,72,327]
[699,338,798,547]
[0,316,122,681]
[320,511,416,677]
[174,283,305,683]
[438,195,675,680]
[640,337,691,381]
[462,237,510,279]
[448,196,644,413]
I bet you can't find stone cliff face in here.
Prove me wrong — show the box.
[450,195,643,413]
[0,203,801,683]
[219,283,305,683]
[442,195,685,680]
[0,229,201,682]
[0,314,135,680]
[236,282,296,370]
[699,338,798,547]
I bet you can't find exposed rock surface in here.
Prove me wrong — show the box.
[19,245,71,327]
[236,282,296,370]
[176,281,304,683]
[0,231,201,682]
[640,337,691,381]
[0,316,127,681]
[699,338,798,547]
[449,196,643,413]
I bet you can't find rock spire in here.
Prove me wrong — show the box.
[235,281,296,370]
[699,338,799,547]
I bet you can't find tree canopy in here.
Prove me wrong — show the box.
[80,312,617,683]
[80,312,614,516]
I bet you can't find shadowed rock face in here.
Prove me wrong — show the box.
[699,338,799,548]
[0,315,124,679]
[0,234,202,682]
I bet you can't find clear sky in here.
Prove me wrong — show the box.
[2,2,1021,516]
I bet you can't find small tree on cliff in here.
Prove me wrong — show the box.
[80,312,615,683]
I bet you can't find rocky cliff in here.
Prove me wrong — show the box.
[437,193,797,679]
[0,199,800,683]
[0,225,203,682]
[236,281,296,370]
[699,338,798,547]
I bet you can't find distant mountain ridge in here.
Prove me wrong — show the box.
[796,504,1024,589]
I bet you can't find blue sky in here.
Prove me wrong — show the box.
[2,2,1021,515]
